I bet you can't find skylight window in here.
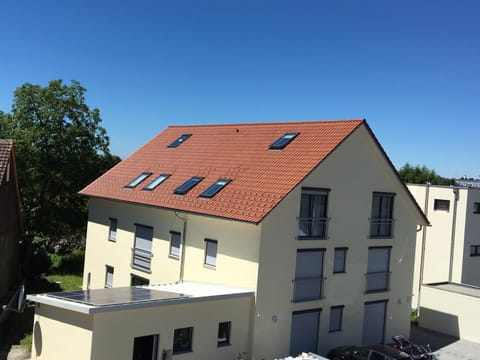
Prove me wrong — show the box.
[168,134,192,148]
[143,174,170,191]
[200,179,231,198]
[269,132,299,150]
[174,176,203,195]
[125,172,152,188]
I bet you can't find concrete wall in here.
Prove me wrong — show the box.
[253,125,420,358]
[420,284,480,343]
[31,304,93,360]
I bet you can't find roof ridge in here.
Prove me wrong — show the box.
[167,119,365,129]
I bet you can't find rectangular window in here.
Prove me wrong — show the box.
[132,334,158,360]
[108,218,117,241]
[366,247,391,292]
[434,199,450,211]
[199,179,231,198]
[125,172,152,188]
[329,305,344,332]
[298,188,329,239]
[293,249,325,302]
[173,327,193,354]
[143,174,170,191]
[370,192,395,238]
[130,274,150,286]
[270,132,299,149]
[132,224,153,272]
[470,245,480,256]
[170,231,181,258]
[174,176,203,195]
[168,134,191,148]
[217,321,231,347]
[333,248,347,273]
[205,239,218,267]
[474,202,480,214]
[105,265,114,288]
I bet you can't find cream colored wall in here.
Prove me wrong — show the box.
[30,304,93,360]
[253,125,421,359]
[461,189,480,286]
[420,285,480,343]
[83,199,261,290]
[90,297,254,360]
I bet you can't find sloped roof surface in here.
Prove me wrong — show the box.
[0,139,13,184]
[80,120,364,223]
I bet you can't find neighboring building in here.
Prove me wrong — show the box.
[0,140,23,320]
[455,178,480,189]
[29,120,427,360]
[408,184,480,308]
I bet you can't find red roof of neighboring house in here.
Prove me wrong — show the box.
[0,139,14,185]
[80,120,365,223]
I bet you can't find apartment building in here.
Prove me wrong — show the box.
[29,120,427,360]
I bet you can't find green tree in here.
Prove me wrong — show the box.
[0,80,120,251]
[398,163,452,186]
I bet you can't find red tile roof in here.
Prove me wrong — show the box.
[0,139,14,185]
[80,120,365,223]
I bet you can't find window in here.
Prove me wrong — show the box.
[130,274,150,286]
[298,188,329,239]
[470,245,480,257]
[133,334,158,360]
[329,305,344,332]
[105,266,114,288]
[269,132,299,149]
[217,322,231,347]
[173,327,193,354]
[293,249,325,302]
[204,239,218,267]
[434,199,450,211]
[132,224,153,272]
[125,172,152,188]
[290,309,321,355]
[143,174,170,191]
[168,134,191,148]
[333,248,347,273]
[199,179,231,198]
[174,176,203,195]
[370,192,395,238]
[474,202,480,214]
[170,231,181,258]
[366,247,391,292]
[108,218,117,241]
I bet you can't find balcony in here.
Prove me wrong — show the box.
[298,217,329,240]
[292,276,325,302]
[131,247,153,272]
[365,271,391,292]
[369,218,394,238]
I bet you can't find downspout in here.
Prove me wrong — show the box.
[448,187,459,282]
[416,182,430,317]
[175,211,188,283]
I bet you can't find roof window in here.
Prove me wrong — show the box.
[143,174,170,191]
[174,176,203,195]
[269,132,299,150]
[125,172,152,188]
[200,179,231,198]
[168,134,192,148]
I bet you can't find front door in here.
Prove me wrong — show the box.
[290,309,321,356]
[362,300,387,344]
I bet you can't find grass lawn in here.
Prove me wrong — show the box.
[45,274,83,291]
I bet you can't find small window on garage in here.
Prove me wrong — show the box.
[217,321,231,347]
[434,199,450,211]
[173,327,193,354]
[473,202,480,214]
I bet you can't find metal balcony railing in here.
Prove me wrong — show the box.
[292,276,325,302]
[369,218,394,238]
[365,271,391,292]
[298,217,329,239]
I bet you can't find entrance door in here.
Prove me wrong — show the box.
[132,334,158,360]
[362,300,387,345]
[290,309,321,356]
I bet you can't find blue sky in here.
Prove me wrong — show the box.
[1,0,479,178]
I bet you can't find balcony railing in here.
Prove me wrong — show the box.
[369,218,394,238]
[132,248,153,272]
[292,276,325,302]
[365,271,391,292]
[298,217,329,240]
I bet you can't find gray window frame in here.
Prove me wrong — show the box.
[105,265,114,288]
[169,231,181,259]
[108,218,118,241]
[217,321,231,347]
[329,305,344,332]
[369,192,395,238]
[333,247,347,274]
[173,327,193,354]
[298,188,330,240]
[204,239,218,267]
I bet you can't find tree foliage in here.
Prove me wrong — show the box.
[0,80,120,250]
[398,163,452,186]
